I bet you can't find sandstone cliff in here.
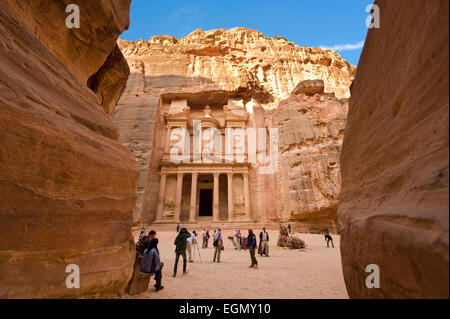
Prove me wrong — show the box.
[114,27,354,229]
[338,0,449,298]
[0,0,138,298]
[268,80,347,232]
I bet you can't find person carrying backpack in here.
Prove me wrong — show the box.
[212,228,223,263]
[173,227,191,277]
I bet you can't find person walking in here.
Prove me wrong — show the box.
[287,223,292,234]
[258,228,269,257]
[325,234,335,248]
[247,229,258,268]
[187,230,197,262]
[173,227,190,277]
[176,224,180,233]
[213,228,223,263]
[140,238,164,291]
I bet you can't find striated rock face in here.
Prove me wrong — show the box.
[338,0,449,298]
[114,28,354,226]
[119,28,355,103]
[268,81,347,232]
[1,0,131,114]
[88,44,131,115]
[0,0,138,298]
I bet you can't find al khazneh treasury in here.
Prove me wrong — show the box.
[154,96,274,224]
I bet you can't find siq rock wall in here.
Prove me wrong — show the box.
[114,27,354,229]
[0,0,138,298]
[338,0,449,298]
[268,80,347,232]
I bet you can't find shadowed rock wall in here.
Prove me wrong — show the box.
[0,0,138,298]
[338,0,449,298]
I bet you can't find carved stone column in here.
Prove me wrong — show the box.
[189,172,198,222]
[164,125,172,154]
[227,173,234,221]
[243,172,250,221]
[213,173,220,222]
[174,172,184,222]
[155,172,167,222]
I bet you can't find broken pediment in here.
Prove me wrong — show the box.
[163,105,190,126]
[224,100,249,128]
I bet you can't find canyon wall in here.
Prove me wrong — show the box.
[268,80,347,233]
[114,28,354,229]
[0,0,138,298]
[338,0,449,298]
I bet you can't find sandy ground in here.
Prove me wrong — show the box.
[128,229,348,299]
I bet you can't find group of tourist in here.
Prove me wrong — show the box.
[135,224,335,293]
[174,226,225,266]
[172,226,270,270]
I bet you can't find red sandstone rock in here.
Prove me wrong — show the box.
[293,79,325,96]
[114,28,354,227]
[0,0,137,298]
[88,44,131,115]
[338,0,449,298]
[268,83,348,231]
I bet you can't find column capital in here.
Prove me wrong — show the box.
[177,172,184,177]
[192,172,198,177]
[243,172,249,177]
[213,172,220,178]
[226,172,234,177]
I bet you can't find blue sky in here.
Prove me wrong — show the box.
[121,0,372,66]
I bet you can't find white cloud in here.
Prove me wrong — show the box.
[319,40,365,52]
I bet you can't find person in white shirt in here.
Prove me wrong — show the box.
[187,231,197,262]
[212,228,223,263]
[235,230,242,250]
[258,228,270,257]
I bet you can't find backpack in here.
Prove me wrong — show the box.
[213,233,220,246]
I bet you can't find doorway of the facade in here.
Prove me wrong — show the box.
[198,189,213,216]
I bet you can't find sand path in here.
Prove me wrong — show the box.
[128,229,348,299]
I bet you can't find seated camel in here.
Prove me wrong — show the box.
[277,225,306,249]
